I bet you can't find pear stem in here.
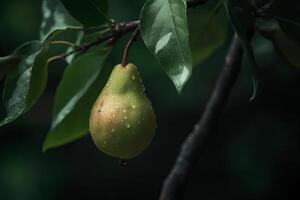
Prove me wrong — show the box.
[121,28,140,67]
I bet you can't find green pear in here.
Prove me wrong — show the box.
[89,63,156,159]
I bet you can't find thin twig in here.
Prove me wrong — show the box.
[47,55,67,63]
[159,34,244,200]
[48,33,114,63]
[50,41,78,48]
[121,28,140,66]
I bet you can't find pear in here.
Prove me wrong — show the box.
[89,63,156,159]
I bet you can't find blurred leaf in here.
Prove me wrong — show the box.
[277,18,300,46]
[40,0,83,63]
[273,31,300,69]
[40,0,81,40]
[223,0,258,100]
[188,0,227,65]
[257,19,300,69]
[60,0,108,27]
[271,0,300,46]
[271,0,300,21]
[43,45,111,151]
[140,0,193,93]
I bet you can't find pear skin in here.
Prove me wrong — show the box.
[89,63,156,159]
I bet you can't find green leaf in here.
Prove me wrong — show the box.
[60,0,108,27]
[140,0,193,93]
[42,74,103,151]
[223,0,258,101]
[0,56,20,81]
[25,47,49,110]
[40,0,83,63]
[40,0,81,40]
[1,41,43,126]
[257,19,300,69]
[43,45,111,151]
[188,0,227,64]
[0,29,72,127]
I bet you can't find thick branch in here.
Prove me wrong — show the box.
[159,34,243,200]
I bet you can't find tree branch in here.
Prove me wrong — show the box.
[159,34,243,200]
[48,21,139,63]
[48,0,209,63]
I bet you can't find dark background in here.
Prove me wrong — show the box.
[1,0,300,199]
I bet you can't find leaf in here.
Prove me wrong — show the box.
[140,0,193,93]
[0,41,43,126]
[40,0,83,63]
[188,0,227,64]
[223,0,259,101]
[40,0,81,40]
[42,74,103,151]
[0,30,70,127]
[257,19,300,69]
[0,56,20,81]
[60,0,108,27]
[43,45,111,151]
